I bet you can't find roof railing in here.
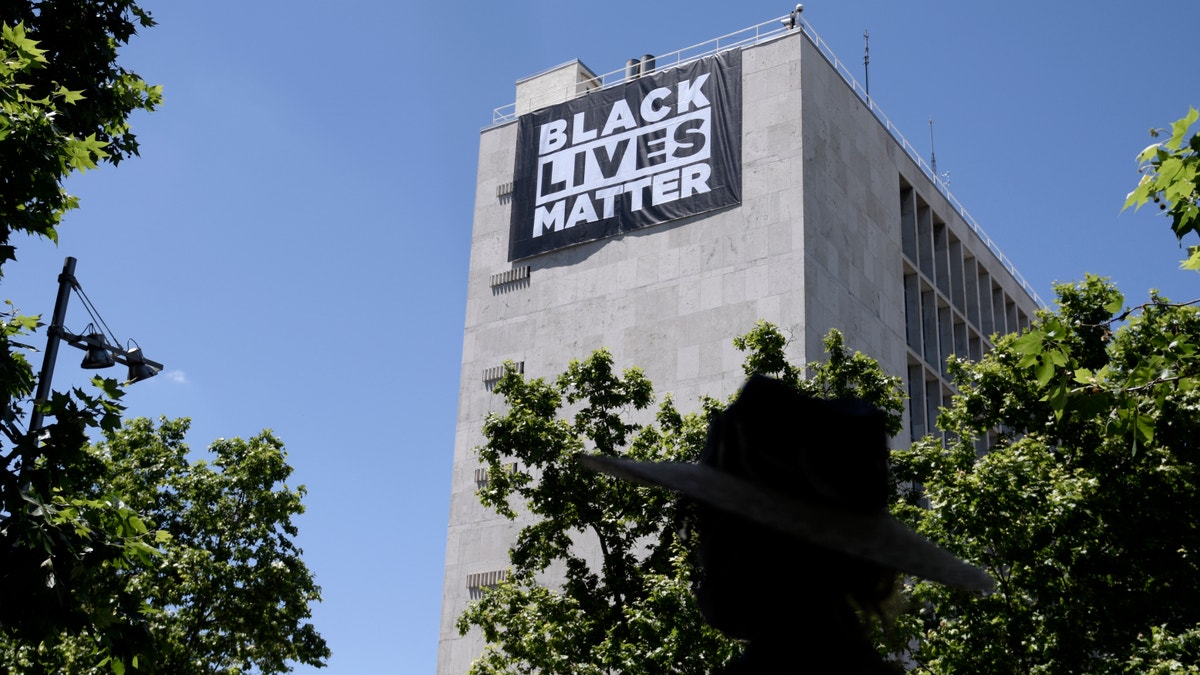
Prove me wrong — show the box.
[490,11,1044,307]
[794,17,1044,306]
[491,17,790,126]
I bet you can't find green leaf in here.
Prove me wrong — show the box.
[1135,411,1155,446]
[1124,176,1154,210]
[1035,358,1056,387]
[1137,142,1163,164]
[1104,294,1125,314]
[1013,330,1044,355]
[64,133,110,172]
[52,84,86,104]
[2,21,47,63]
[1181,246,1200,271]
[1167,107,1199,151]
[91,375,124,399]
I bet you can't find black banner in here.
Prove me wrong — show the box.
[508,50,742,260]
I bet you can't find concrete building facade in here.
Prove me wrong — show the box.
[439,14,1039,673]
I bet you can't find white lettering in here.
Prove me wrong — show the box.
[537,110,709,202]
[623,176,654,211]
[642,129,669,167]
[640,87,672,123]
[571,112,597,144]
[680,163,711,196]
[594,186,623,218]
[566,194,598,229]
[652,170,681,205]
[601,100,638,137]
[676,73,710,113]
[534,200,565,236]
[540,119,568,155]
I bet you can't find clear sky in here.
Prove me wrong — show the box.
[3,1,1198,672]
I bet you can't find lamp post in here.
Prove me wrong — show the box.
[28,257,163,433]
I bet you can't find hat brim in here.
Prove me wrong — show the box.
[580,454,993,593]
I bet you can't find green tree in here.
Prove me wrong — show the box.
[457,323,904,674]
[883,110,1200,674]
[3,417,330,674]
[0,4,161,256]
[890,277,1200,674]
[0,312,160,671]
[0,3,164,669]
[1125,107,1200,271]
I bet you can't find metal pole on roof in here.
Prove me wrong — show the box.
[929,117,938,180]
[863,30,870,97]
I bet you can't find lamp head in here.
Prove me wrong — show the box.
[124,345,162,384]
[80,331,116,369]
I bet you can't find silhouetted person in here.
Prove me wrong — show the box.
[583,375,992,674]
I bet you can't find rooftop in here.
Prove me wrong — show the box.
[490,10,1043,307]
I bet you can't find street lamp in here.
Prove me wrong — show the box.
[28,257,164,432]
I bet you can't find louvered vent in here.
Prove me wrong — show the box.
[490,266,530,288]
[475,463,517,487]
[483,361,524,389]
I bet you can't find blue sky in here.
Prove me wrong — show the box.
[3,1,1198,672]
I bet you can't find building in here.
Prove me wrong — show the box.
[439,11,1040,673]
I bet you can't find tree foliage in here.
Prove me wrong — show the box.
[0,3,163,668]
[890,275,1200,673]
[458,323,905,674]
[1,6,327,672]
[102,418,328,674]
[0,311,159,670]
[1125,107,1200,271]
[0,3,161,257]
[885,110,1200,673]
[3,417,330,674]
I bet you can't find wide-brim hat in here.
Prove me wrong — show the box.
[579,375,993,592]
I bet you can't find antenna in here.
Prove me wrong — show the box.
[863,30,870,97]
[928,117,937,179]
